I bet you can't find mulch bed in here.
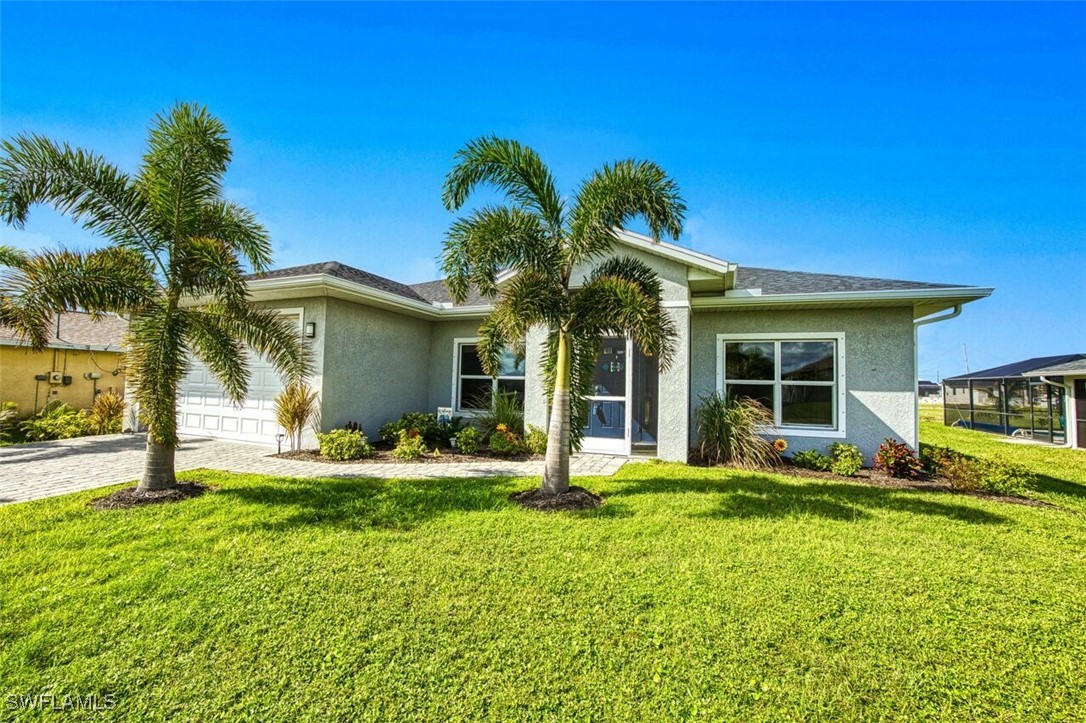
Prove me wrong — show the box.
[271,448,540,465]
[91,482,212,510]
[510,486,604,511]
[706,457,1062,510]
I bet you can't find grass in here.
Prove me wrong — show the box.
[1,418,1085,720]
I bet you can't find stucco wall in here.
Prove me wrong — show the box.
[690,306,917,460]
[320,298,433,439]
[569,246,689,302]
[0,346,126,416]
[426,319,487,412]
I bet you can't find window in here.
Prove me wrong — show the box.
[717,334,845,434]
[455,341,525,412]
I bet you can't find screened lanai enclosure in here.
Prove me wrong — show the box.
[942,354,1086,445]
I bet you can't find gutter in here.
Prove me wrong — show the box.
[691,286,993,313]
[911,303,965,450]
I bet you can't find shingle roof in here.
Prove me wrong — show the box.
[1029,358,1086,376]
[0,311,128,350]
[944,354,1086,381]
[735,267,964,296]
[408,279,489,306]
[249,262,432,304]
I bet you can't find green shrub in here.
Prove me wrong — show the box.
[977,455,1034,496]
[393,429,428,460]
[488,425,525,456]
[920,444,955,475]
[274,382,318,451]
[0,401,19,443]
[472,391,524,440]
[873,438,922,479]
[524,425,548,456]
[828,443,863,477]
[694,392,779,468]
[942,454,983,491]
[792,449,832,471]
[318,429,373,461]
[380,412,463,447]
[20,402,91,441]
[455,426,481,454]
[87,391,125,435]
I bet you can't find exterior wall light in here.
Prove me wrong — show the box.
[304,321,316,339]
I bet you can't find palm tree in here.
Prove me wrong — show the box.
[0,103,310,491]
[441,137,685,496]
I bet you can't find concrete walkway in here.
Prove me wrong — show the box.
[0,433,627,505]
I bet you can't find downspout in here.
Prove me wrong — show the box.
[1038,375,1072,448]
[913,304,962,449]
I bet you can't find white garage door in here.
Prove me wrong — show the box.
[177,353,285,445]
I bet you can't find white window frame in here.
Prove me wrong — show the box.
[715,332,847,438]
[451,337,526,414]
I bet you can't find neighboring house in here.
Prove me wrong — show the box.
[918,380,942,402]
[942,354,1086,449]
[176,230,992,462]
[0,311,128,416]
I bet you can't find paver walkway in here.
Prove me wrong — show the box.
[0,433,627,505]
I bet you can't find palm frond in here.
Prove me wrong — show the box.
[204,304,312,384]
[570,270,677,371]
[442,136,564,235]
[138,103,231,247]
[197,200,272,273]
[124,304,190,446]
[184,307,249,405]
[175,237,248,310]
[567,159,685,264]
[440,205,555,302]
[0,247,156,349]
[0,133,158,255]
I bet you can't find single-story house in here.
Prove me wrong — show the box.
[942,354,1086,449]
[0,311,128,416]
[177,230,992,461]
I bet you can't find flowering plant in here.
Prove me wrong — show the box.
[773,438,787,453]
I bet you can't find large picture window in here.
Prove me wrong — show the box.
[455,341,525,412]
[717,334,845,433]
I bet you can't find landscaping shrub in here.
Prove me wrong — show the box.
[393,429,428,460]
[976,455,1034,496]
[380,413,463,447]
[318,429,373,461]
[488,423,525,456]
[828,443,864,477]
[87,391,125,435]
[873,438,922,478]
[20,402,91,441]
[274,382,318,451]
[524,425,548,455]
[920,444,955,475]
[0,402,19,443]
[694,392,779,468]
[941,453,984,491]
[792,449,832,472]
[454,426,481,454]
[472,391,525,440]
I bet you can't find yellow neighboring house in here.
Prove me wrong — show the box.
[0,311,127,417]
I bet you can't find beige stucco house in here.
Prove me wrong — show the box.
[175,230,992,461]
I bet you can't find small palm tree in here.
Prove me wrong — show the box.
[0,103,310,491]
[441,137,685,496]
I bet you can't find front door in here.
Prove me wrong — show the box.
[581,337,629,454]
[1076,379,1086,450]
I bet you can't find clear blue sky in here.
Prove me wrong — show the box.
[2,2,1083,380]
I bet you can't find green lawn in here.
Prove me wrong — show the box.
[2,421,1085,720]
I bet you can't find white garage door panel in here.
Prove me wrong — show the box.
[177,351,286,445]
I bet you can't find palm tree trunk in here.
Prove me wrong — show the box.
[542,331,571,495]
[139,437,177,491]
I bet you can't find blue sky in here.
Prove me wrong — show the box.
[1,2,1083,379]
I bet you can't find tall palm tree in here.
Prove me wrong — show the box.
[441,137,685,496]
[0,103,310,491]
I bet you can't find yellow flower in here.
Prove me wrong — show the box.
[773,438,788,453]
[496,423,508,432]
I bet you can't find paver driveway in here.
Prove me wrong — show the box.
[0,434,626,505]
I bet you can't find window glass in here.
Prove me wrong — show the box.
[498,349,526,377]
[781,342,834,382]
[781,385,833,426]
[725,342,774,380]
[590,338,627,396]
[726,383,774,412]
[459,378,492,410]
[496,378,525,405]
[459,345,484,377]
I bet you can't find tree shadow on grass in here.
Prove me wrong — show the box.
[609,472,1010,525]
[214,474,518,532]
[1030,472,1086,502]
